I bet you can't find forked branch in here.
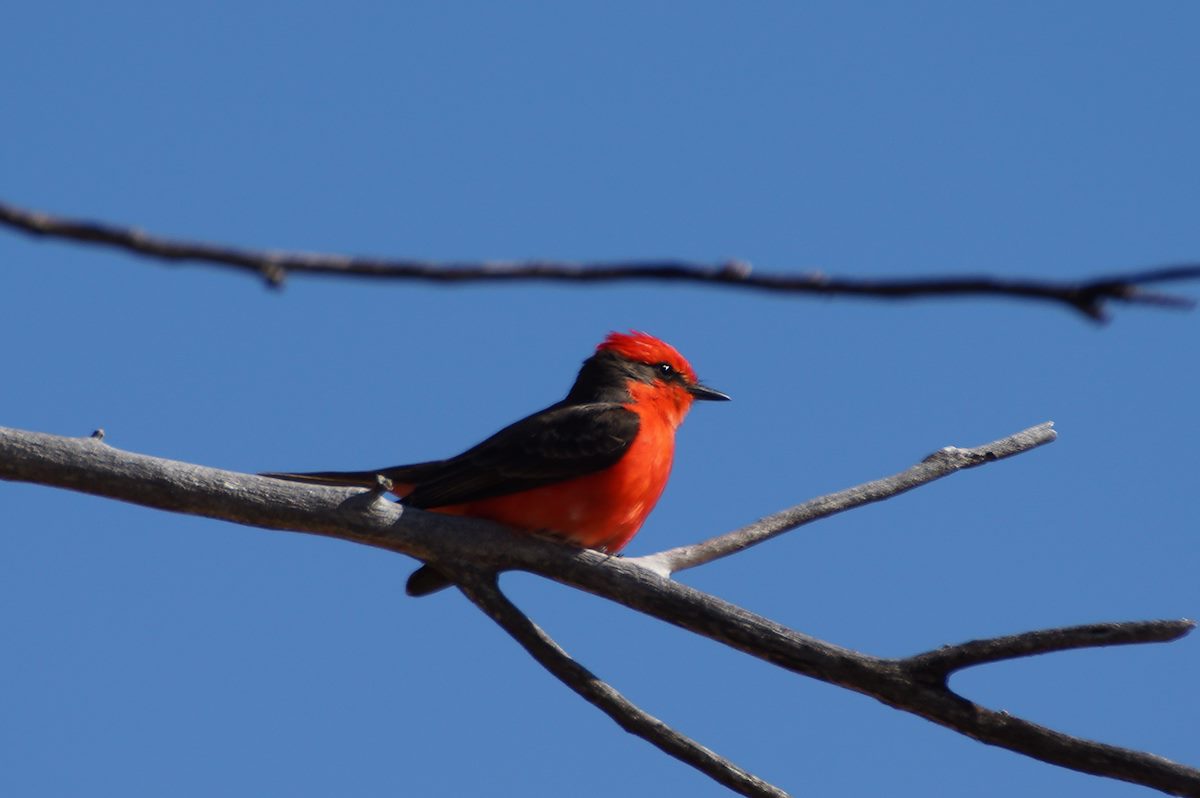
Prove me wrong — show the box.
[1,424,1196,796]
[3,200,1198,320]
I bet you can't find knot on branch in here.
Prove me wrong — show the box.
[921,446,996,466]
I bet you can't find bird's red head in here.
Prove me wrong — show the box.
[591,331,729,423]
[596,331,698,385]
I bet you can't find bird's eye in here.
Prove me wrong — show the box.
[657,362,675,377]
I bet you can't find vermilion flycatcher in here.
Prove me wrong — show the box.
[265,331,728,595]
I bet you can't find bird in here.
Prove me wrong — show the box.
[263,331,729,595]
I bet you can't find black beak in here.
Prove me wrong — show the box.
[689,383,731,402]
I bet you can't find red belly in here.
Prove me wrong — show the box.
[432,423,675,553]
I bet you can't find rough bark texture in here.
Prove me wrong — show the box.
[2,424,1196,797]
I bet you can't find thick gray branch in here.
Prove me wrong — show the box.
[3,200,1198,320]
[634,422,1057,577]
[455,570,789,798]
[2,424,1197,796]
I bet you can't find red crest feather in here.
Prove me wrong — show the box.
[597,331,697,383]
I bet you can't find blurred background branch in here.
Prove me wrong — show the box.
[3,200,1197,321]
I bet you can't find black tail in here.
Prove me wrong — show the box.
[260,459,447,489]
[259,469,394,488]
[262,464,456,597]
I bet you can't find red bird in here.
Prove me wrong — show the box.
[265,331,728,595]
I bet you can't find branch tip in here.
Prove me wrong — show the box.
[641,421,1059,574]
[1126,287,1197,309]
[905,619,1197,680]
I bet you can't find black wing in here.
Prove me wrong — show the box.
[401,401,639,509]
[262,401,640,510]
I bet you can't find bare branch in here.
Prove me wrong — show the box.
[634,422,1058,577]
[3,200,1198,320]
[904,620,1197,683]
[455,570,790,798]
[538,557,1200,796]
[2,424,1197,795]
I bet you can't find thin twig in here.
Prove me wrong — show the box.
[455,570,789,798]
[3,200,1198,320]
[904,620,1197,684]
[634,422,1058,577]
[2,424,1197,796]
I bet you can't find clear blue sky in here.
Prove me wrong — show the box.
[2,3,1197,796]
